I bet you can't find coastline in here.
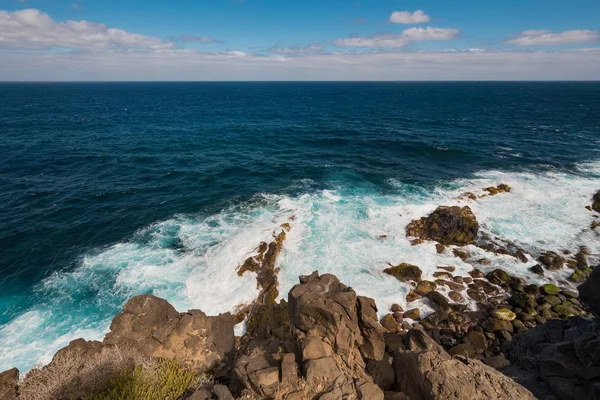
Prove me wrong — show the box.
[2,185,599,399]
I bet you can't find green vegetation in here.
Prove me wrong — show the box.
[85,358,199,400]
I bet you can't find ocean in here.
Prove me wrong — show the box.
[1,82,599,372]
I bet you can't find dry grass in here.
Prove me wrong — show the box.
[18,344,146,400]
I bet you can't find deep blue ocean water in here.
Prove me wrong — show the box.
[1,82,600,371]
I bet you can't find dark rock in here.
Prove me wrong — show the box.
[529,264,544,275]
[415,280,437,296]
[453,248,470,260]
[483,184,511,196]
[367,359,395,391]
[538,251,565,270]
[579,264,600,315]
[438,265,456,272]
[427,291,451,314]
[509,292,535,309]
[384,263,422,282]
[504,317,600,400]
[448,343,476,358]
[467,288,485,302]
[406,289,421,302]
[391,303,403,313]
[448,291,465,302]
[436,243,446,254]
[486,269,511,285]
[483,354,510,369]
[403,308,421,320]
[466,330,489,353]
[593,190,600,212]
[469,269,486,279]
[433,271,453,280]
[405,205,479,246]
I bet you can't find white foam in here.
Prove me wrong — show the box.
[1,162,600,372]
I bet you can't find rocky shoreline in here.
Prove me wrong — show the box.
[1,187,600,400]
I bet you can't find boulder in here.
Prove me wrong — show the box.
[104,294,235,371]
[393,329,535,400]
[416,280,437,296]
[403,308,421,320]
[592,190,600,212]
[406,289,421,302]
[540,284,559,296]
[491,308,516,321]
[538,251,565,270]
[427,291,451,314]
[486,269,511,286]
[384,263,422,282]
[406,206,479,246]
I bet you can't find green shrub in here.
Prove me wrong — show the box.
[85,358,199,400]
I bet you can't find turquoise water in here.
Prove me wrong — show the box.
[1,82,600,371]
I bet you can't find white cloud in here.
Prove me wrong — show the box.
[389,10,430,24]
[334,34,408,48]
[269,43,323,54]
[168,35,223,44]
[0,8,174,51]
[507,29,599,45]
[334,27,459,48]
[401,27,459,41]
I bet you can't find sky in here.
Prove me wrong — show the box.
[0,0,599,80]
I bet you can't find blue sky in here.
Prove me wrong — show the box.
[0,0,599,80]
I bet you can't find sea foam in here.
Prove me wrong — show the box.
[1,163,599,372]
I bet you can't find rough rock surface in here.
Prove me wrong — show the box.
[593,190,600,213]
[104,294,235,371]
[0,368,19,400]
[406,205,479,245]
[393,329,535,400]
[503,317,600,400]
[580,264,600,315]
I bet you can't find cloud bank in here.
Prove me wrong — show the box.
[507,29,600,45]
[0,8,173,51]
[334,27,460,48]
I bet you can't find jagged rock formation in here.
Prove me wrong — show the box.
[104,294,235,371]
[6,271,539,400]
